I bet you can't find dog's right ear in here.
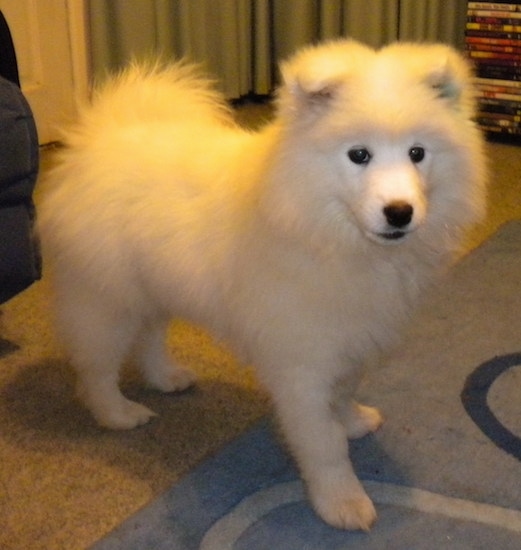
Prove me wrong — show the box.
[277,40,373,119]
[280,56,346,110]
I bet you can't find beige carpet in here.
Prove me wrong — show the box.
[1,104,520,550]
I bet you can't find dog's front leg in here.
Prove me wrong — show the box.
[267,368,377,531]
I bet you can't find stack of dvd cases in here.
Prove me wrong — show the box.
[466,1,521,137]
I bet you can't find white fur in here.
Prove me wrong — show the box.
[38,39,486,531]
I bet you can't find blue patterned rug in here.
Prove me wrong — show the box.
[92,221,521,549]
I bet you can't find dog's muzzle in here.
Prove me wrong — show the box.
[383,201,413,229]
[374,201,414,243]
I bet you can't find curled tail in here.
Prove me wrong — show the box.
[65,61,236,146]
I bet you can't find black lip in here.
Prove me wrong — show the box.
[379,231,407,240]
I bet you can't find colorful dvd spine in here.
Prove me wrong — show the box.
[465,1,521,136]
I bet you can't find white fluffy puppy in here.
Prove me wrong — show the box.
[38,39,486,530]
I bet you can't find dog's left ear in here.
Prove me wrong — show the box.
[423,48,474,113]
[427,59,463,102]
[382,43,475,116]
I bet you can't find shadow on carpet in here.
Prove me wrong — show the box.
[92,221,521,549]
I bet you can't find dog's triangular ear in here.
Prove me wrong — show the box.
[277,40,373,118]
[284,73,344,107]
[427,61,462,102]
[381,43,475,116]
[423,49,474,113]
[279,57,346,115]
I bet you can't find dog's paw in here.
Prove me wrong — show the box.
[345,403,384,440]
[311,482,377,531]
[95,399,158,430]
[146,365,197,393]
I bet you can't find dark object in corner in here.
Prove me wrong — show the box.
[0,10,19,87]
[0,11,41,303]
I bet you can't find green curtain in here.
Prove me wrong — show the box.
[88,0,467,98]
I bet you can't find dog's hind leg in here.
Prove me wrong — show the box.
[135,319,197,393]
[336,401,384,440]
[55,287,157,430]
[331,374,384,439]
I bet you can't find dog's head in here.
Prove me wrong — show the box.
[270,40,485,249]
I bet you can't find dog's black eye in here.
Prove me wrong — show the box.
[409,146,425,163]
[348,148,372,165]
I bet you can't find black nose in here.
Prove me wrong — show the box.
[383,201,413,228]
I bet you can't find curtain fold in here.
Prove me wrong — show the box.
[88,0,468,98]
[341,0,399,48]
[398,0,467,49]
